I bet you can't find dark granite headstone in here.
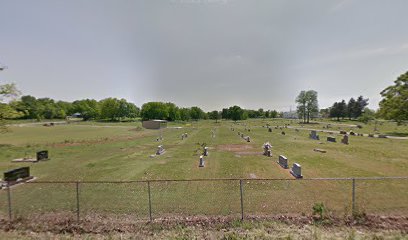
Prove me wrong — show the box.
[4,167,30,182]
[36,150,48,161]
[327,136,336,142]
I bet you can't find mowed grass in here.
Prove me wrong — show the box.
[0,119,407,219]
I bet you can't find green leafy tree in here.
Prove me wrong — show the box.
[140,102,169,120]
[72,99,100,120]
[166,102,180,121]
[100,98,121,121]
[228,105,246,121]
[208,110,221,122]
[379,71,408,122]
[1,82,21,132]
[190,106,205,120]
[296,90,319,123]
[179,107,191,121]
[347,97,357,119]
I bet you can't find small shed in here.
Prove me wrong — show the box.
[142,120,167,129]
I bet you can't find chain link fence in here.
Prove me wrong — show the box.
[1,177,407,222]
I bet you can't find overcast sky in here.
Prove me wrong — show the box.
[1,0,407,111]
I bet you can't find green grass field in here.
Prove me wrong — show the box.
[0,119,407,220]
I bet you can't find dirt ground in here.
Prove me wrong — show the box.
[0,213,407,239]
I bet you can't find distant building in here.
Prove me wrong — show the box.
[282,111,298,119]
[71,113,82,118]
[142,120,167,129]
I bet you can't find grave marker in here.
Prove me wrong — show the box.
[203,147,209,156]
[341,135,349,145]
[36,150,49,161]
[309,130,319,140]
[327,136,336,142]
[263,142,272,156]
[4,167,31,182]
[277,155,288,169]
[199,155,205,167]
[290,163,303,178]
[156,145,165,155]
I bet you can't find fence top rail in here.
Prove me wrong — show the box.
[17,176,408,184]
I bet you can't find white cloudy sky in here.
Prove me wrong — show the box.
[0,0,407,111]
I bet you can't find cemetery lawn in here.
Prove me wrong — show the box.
[0,119,407,219]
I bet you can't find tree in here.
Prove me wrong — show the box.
[338,100,347,120]
[228,105,246,121]
[100,98,120,121]
[347,98,357,119]
[221,108,229,119]
[72,99,100,120]
[305,90,319,122]
[1,82,21,132]
[358,108,376,124]
[140,102,169,121]
[379,71,408,122]
[296,91,307,123]
[270,110,278,118]
[166,102,180,121]
[208,110,221,122]
[190,106,205,120]
[355,96,369,118]
[179,108,191,121]
[296,90,319,123]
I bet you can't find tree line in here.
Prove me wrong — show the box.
[0,95,280,122]
[326,96,369,121]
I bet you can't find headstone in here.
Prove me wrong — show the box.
[4,167,31,182]
[244,136,251,142]
[199,155,205,167]
[368,134,374,138]
[263,142,272,156]
[327,136,336,142]
[36,150,49,161]
[290,163,303,178]
[341,135,349,145]
[277,155,288,169]
[268,128,272,132]
[350,131,356,136]
[156,145,165,155]
[203,147,209,156]
[241,133,244,138]
[378,134,387,138]
[340,130,347,134]
[281,131,286,135]
[309,130,319,140]
[313,148,327,153]
[295,129,299,132]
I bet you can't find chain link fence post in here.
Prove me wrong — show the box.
[240,179,244,220]
[7,183,12,222]
[76,181,80,222]
[147,181,152,221]
[352,178,356,215]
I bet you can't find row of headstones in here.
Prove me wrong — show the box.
[267,127,286,135]
[310,130,349,145]
[12,150,49,163]
[237,131,251,142]
[277,155,303,179]
[262,143,302,178]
